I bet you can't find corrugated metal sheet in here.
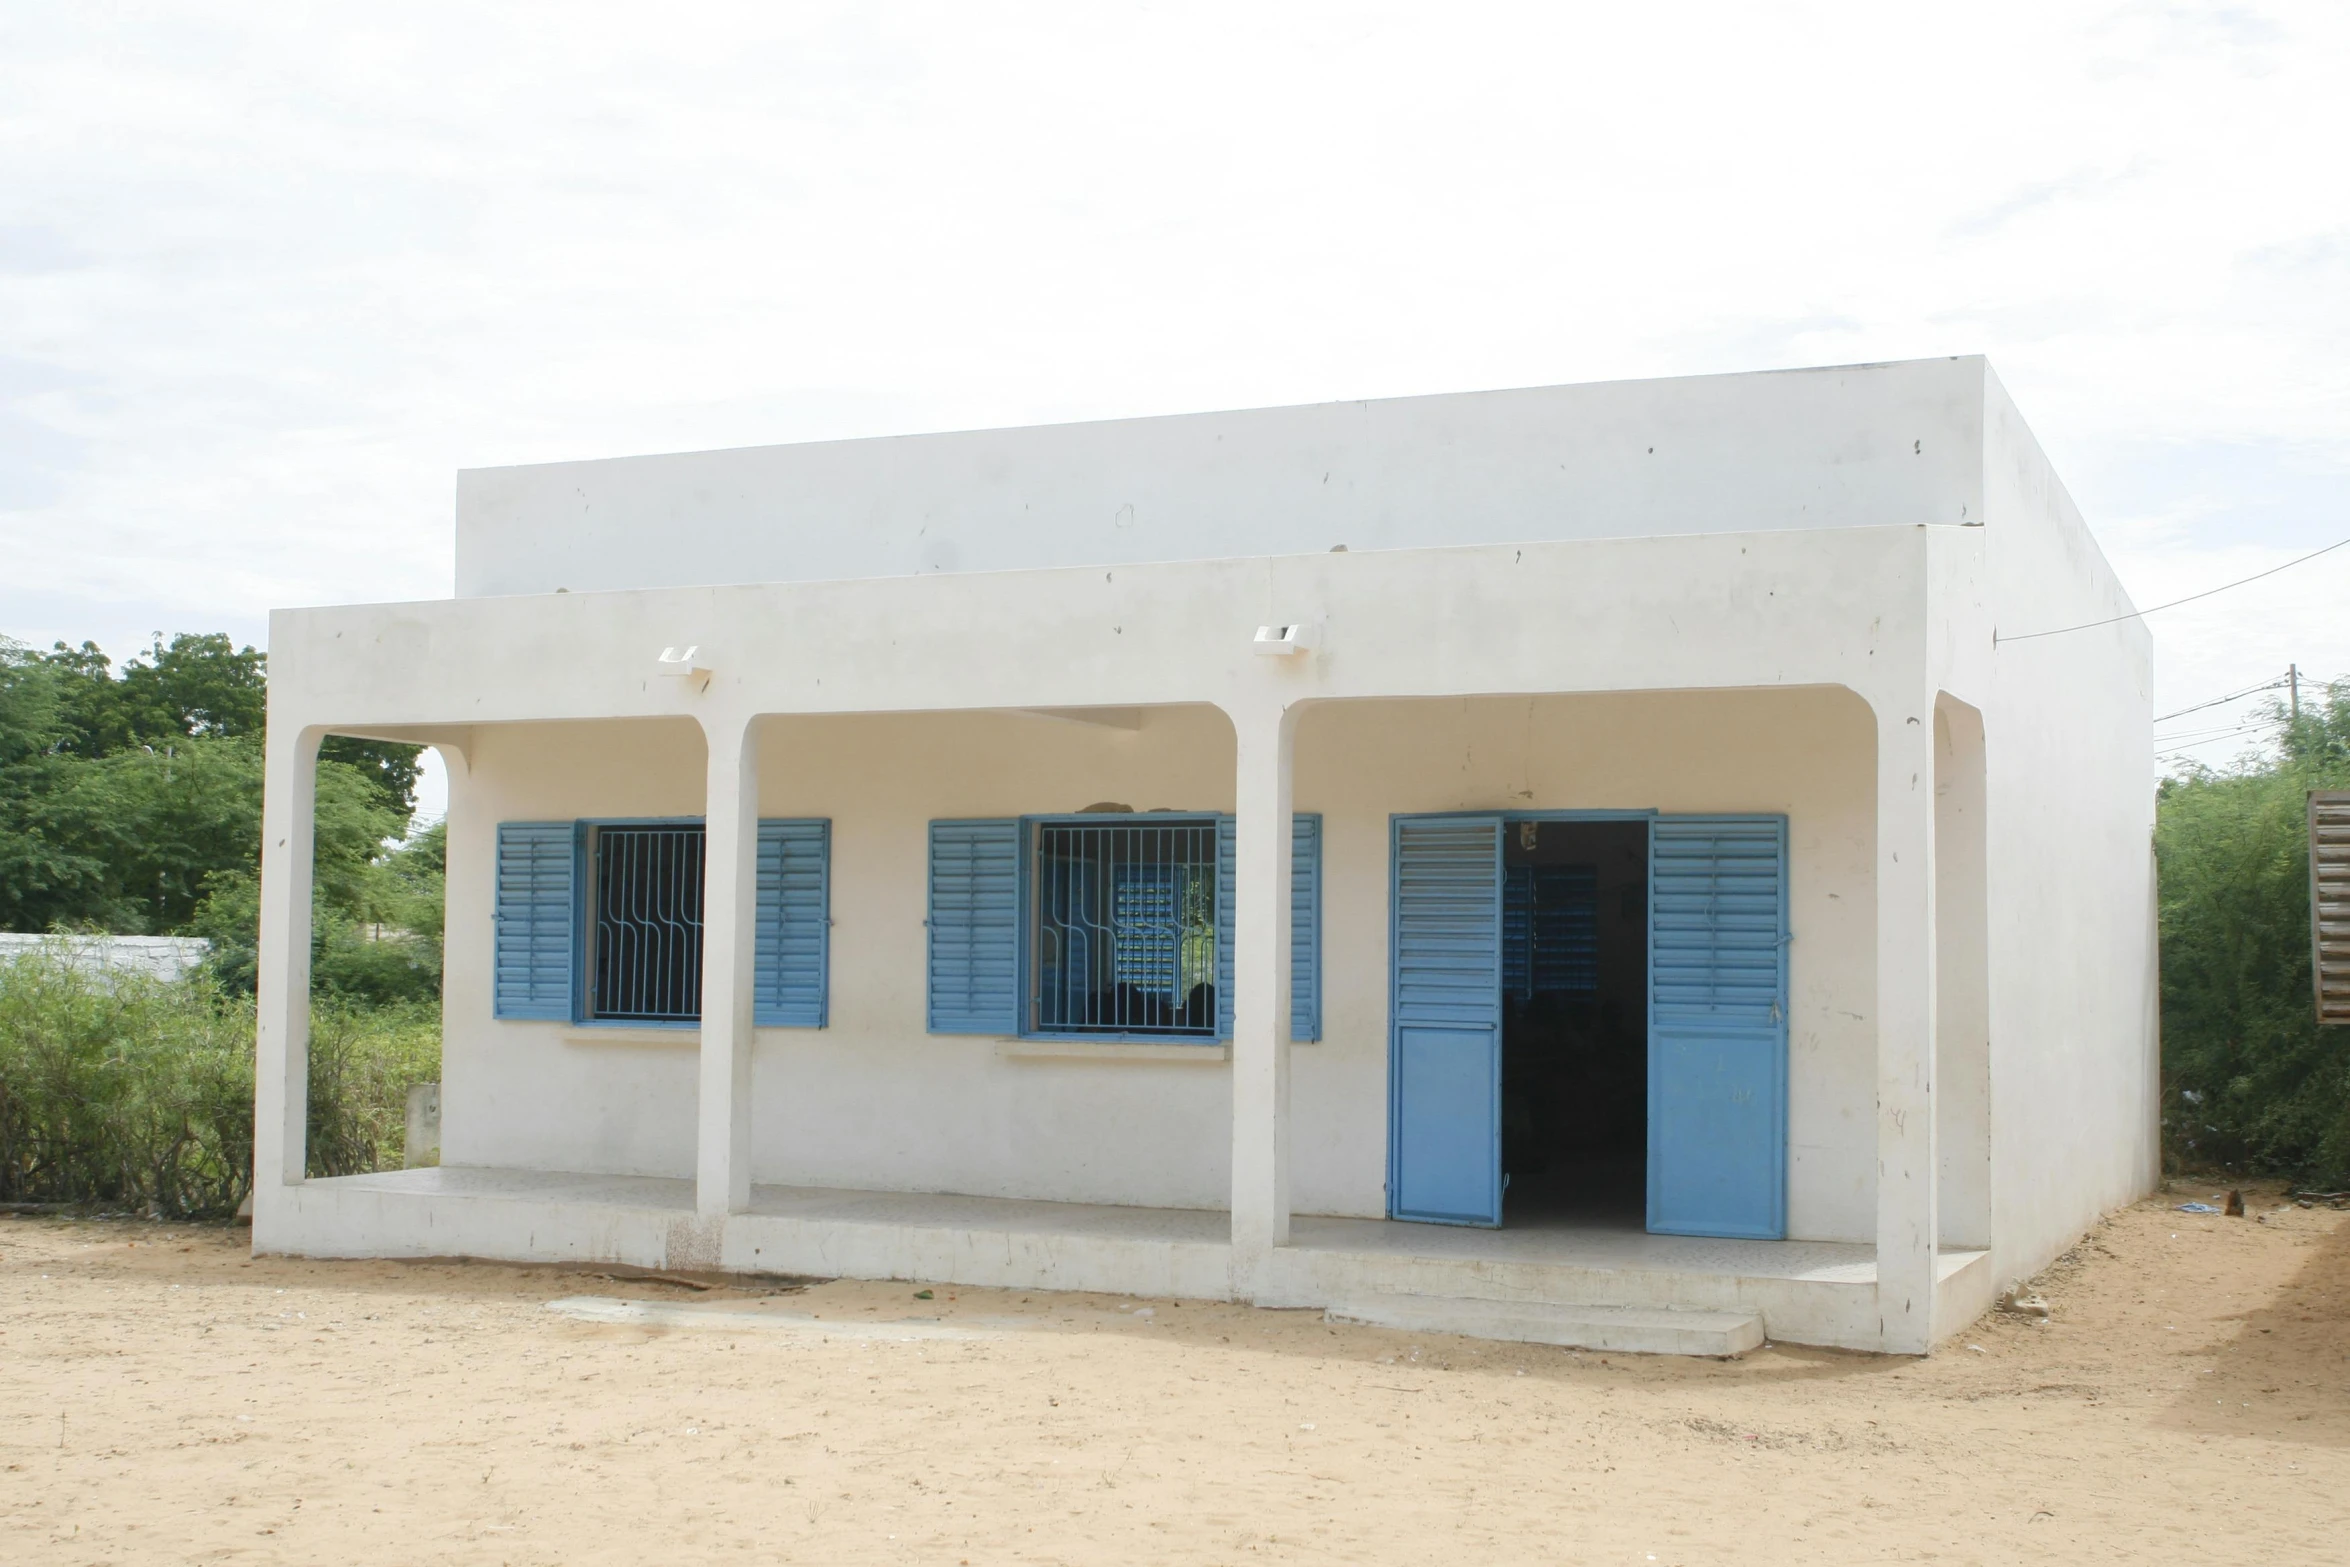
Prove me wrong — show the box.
[2314,792,2350,1026]
[492,821,577,1021]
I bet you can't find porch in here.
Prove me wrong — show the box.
[251,527,2002,1355]
[271,1165,1991,1354]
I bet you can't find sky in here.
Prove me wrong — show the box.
[4,1,2347,826]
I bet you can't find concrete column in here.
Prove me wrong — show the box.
[1873,697,1940,1352]
[1228,701,1298,1297]
[1934,698,1992,1252]
[695,714,760,1218]
[252,724,325,1212]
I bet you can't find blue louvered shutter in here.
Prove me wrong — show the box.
[1216,817,1236,1039]
[493,821,576,1020]
[927,819,1020,1033]
[1532,865,1599,995]
[1216,813,1323,1042]
[1502,864,1533,1001]
[1290,813,1322,1041]
[1647,814,1789,1240]
[1388,815,1505,1226]
[754,819,830,1028]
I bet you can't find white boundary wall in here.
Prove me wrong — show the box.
[0,934,212,982]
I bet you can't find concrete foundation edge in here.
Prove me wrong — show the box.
[247,1184,2016,1354]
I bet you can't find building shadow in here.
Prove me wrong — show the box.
[2159,1211,2350,1449]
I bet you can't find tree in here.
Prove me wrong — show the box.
[2158,678,2350,1185]
[0,633,428,957]
[31,633,418,820]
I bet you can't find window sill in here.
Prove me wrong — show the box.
[560,1026,700,1047]
[997,1038,1231,1063]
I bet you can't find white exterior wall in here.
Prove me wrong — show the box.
[1975,369,2160,1284]
[455,359,1987,597]
[441,689,1877,1240]
[440,718,707,1178]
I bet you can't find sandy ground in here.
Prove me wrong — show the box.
[2,1185,2345,1566]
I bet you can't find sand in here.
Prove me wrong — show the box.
[2,1184,2344,1565]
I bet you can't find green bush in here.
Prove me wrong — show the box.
[0,950,440,1216]
[2158,680,2350,1185]
[304,999,442,1178]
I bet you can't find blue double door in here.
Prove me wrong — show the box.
[1386,813,1789,1238]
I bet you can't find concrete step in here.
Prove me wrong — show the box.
[1324,1292,1765,1357]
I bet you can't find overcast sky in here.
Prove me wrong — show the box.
[5,1,2347,821]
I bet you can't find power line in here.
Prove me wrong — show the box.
[2157,723,2268,754]
[2156,720,2273,745]
[1998,535,2350,645]
[2158,739,2271,766]
[2154,673,2291,725]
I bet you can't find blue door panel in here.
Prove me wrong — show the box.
[1648,1029,1783,1237]
[1647,815,1789,1239]
[1388,814,1503,1227]
[1393,1024,1502,1223]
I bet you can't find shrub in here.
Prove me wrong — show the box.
[2158,680,2350,1185]
[0,949,440,1216]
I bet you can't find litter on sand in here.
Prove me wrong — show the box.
[2175,1202,2223,1214]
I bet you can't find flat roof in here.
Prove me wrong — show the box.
[455,356,1992,597]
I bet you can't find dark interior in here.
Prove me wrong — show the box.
[1500,817,1648,1227]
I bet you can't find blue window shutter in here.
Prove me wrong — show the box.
[928,819,1020,1033]
[1647,814,1789,1240]
[1218,813,1322,1042]
[1531,865,1600,996]
[1649,817,1786,1027]
[493,821,576,1021]
[1216,816,1236,1039]
[754,819,830,1028]
[1502,863,1533,1002]
[1291,813,1322,1041]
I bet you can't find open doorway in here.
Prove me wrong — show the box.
[1500,817,1648,1227]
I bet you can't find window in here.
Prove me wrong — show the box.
[588,824,706,1022]
[926,813,1322,1041]
[1503,863,1599,1002]
[492,818,830,1027]
[1033,818,1220,1035]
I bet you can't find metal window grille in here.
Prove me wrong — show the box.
[1032,818,1218,1035]
[590,824,706,1022]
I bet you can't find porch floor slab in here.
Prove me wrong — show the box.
[1291,1214,1881,1284]
[269,1167,1987,1353]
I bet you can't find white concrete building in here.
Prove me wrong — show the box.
[251,356,2157,1354]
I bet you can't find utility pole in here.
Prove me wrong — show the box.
[2291,663,2302,723]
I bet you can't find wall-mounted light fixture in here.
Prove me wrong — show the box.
[1253,623,1318,657]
